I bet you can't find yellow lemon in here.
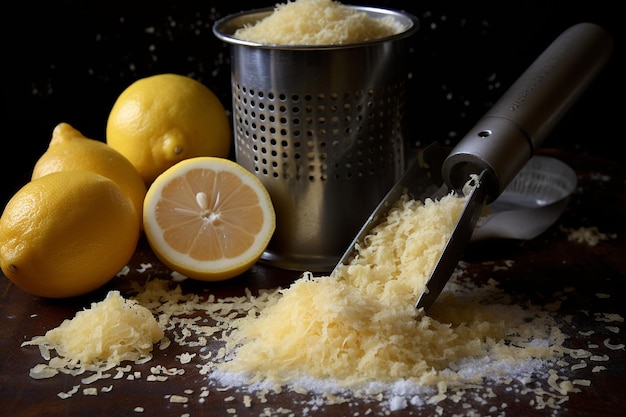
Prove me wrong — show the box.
[143,157,275,281]
[106,73,231,185]
[0,171,140,298]
[32,122,147,226]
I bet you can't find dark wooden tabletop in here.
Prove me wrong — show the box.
[1,149,624,417]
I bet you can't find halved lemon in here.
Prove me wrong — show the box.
[143,157,276,281]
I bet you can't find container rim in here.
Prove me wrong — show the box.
[212,5,419,50]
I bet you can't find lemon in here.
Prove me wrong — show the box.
[32,122,147,226]
[106,73,231,185]
[0,171,140,298]
[143,157,275,281]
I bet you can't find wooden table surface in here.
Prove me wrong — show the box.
[1,149,625,417]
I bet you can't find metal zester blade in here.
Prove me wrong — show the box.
[415,170,487,310]
[332,23,613,312]
[332,142,450,269]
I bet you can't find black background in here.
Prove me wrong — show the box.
[2,1,622,207]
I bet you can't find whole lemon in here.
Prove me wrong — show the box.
[0,171,140,298]
[32,122,147,226]
[106,73,231,185]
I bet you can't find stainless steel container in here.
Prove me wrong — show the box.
[213,6,418,272]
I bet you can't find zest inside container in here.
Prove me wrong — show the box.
[213,6,418,272]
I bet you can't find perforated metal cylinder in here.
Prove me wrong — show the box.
[214,7,418,272]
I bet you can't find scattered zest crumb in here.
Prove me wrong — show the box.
[561,225,612,246]
[136,263,153,273]
[168,395,188,404]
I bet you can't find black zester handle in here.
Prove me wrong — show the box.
[442,22,613,203]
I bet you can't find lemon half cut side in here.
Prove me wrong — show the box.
[143,157,276,281]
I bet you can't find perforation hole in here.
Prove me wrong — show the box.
[232,82,405,182]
